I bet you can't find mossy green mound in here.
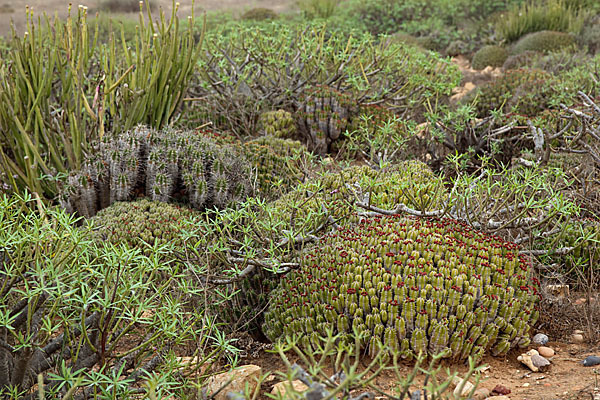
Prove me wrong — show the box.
[89,199,199,252]
[472,45,509,70]
[512,31,575,55]
[264,216,540,363]
[241,7,278,21]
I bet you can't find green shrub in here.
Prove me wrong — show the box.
[264,215,541,362]
[578,14,600,54]
[270,162,448,235]
[512,30,576,54]
[241,7,278,21]
[89,199,200,251]
[496,0,587,43]
[0,4,203,200]
[196,21,460,137]
[472,45,509,70]
[470,68,555,117]
[0,193,222,398]
[59,126,252,217]
[341,105,413,165]
[297,0,340,19]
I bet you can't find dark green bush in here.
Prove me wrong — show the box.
[472,45,509,70]
[512,30,576,54]
[241,7,278,21]
[264,215,540,362]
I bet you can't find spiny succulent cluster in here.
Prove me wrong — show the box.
[241,136,309,199]
[259,110,296,139]
[296,85,356,154]
[471,69,553,118]
[59,125,252,217]
[270,162,447,234]
[89,199,199,252]
[264,216,541,363]
[512,31,576,55]
[471,45,509,70]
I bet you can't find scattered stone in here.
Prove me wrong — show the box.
[546,284,569,298]
[575,297,587,305]
[583,356,600,367]
[538,346,555,358]
[205,365,262,400]
[492,384,512,395]
[271,380,309,396]
[531,354,551,371]
[574,329,584,335]
[517,349,550,372]
[485,396,511,400]
[571,333,585,344]
[523,382,530,387]
[533,333,549,345]
[473,388,490,400]
[453,376,475,397]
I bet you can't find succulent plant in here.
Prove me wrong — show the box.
[469,69,554,118]
[471,45,509,70]
[269,162,448,235]
[512,31,576,55]
[88,199,200,252]
[264,216,541,363]
[241,136,310,199]
[296,85,356,154]
[59,125,252,217]
[259,110,297,139]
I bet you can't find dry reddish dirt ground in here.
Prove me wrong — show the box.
[0,0,295,37]
[237,340,600,400]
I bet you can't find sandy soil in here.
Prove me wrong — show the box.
[0,0,295,37]
[242,340,600,400]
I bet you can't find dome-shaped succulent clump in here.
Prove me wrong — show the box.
[296,85,356,154]
[471,45,509,70]
[512,31,575,55]
[270,162,447,235]
[241,7,278,21]
[259,110,297,139]
[89,199,199,252]
[264,216,540,363]
[59,126,252,217]
[242,136,310,199]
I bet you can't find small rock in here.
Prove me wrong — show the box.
[571,333,585,344]
[574,329,584,335]
[492,384,511,395]
[485,396,510,400]
[518,349,541,372]
[583,356,600,366]
[575,297,587,305]
[205,365,262,400]
[473,388,490,400]
[453,376,475,397]
[532,333,549,345]
[523,382,530,387]
[538,346,555,358]
[271,380,309,396]
[531,354,551,371]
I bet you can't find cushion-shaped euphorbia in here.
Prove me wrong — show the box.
[264,216,540,363]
